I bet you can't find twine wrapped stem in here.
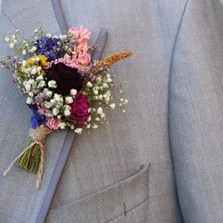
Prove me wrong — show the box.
[3,126,52,190]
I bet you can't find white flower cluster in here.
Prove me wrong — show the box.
[80,72,128,130]
[85,73,114,103]
[5,33,18,49]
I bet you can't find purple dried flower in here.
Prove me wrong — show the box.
[89,74,96,79]
[0,61,5,67]
[34,36,63,61]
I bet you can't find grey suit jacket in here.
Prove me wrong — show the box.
[1,0,223,222]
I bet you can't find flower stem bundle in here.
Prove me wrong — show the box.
[16,138,41,173]
[3,127,52,189]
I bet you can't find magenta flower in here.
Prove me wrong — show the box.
[69,93,90,126]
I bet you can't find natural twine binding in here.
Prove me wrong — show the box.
[3,126,52,190]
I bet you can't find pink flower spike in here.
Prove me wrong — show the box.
[77,52,91,65]
[69,26,90,43]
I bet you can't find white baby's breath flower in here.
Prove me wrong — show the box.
[107,77,112,83]
[59,122,66,129]
[28,79,35,84]
[26,97,33,104]
[54,94,63,103]
[97,107,103,114]
[100,113,105,118]
[22,50,27,55]
[123,109,126,113]
[25,83,31,92]
[46,90,53,98]
[55,103,63,109]
[30,46,37,53]
[109,103,116,110]
[65,96,73,104]
[53,108,59,116]
[26,67,32,74]
[86,124,91,128]
[28,92,34,97]
[38,80,46,87]
[105,96,110,102]
[124,99,128,104]
[9,43,14,49]
[31,68,37,75]
[4,37,9,42]
[75,128,83,134]
[86,81,93,88]
[63,104,71,110]
[22,60,26,66]
[34,28,39,33]
[87,116,91,122]
[93,89,98,95]
[45,102,51,108]
[92,124,98,129]
[48,80,57,88]
[91,108,96,113]
[70,89,77,96]
[50,99,56,106]
[36,66,42,73]
[64,109,71,116]
[95,117,100,122]
[36,75,43,81]
[96,77,102,83]
[102,83,108,89]
[46,33,52,38]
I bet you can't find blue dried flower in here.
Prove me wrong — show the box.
[34,36,63,61]
[27,104,46,128]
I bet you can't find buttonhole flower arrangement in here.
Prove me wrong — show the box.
[0,27,132,189]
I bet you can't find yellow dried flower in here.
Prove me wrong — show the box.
[19,55,48,77]
[25,55,48,68]
[38,55,48,67]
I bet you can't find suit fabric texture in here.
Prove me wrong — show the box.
[0,0,223,222]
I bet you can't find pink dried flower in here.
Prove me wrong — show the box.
[69,26,90,43]
[47,117,61,130]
